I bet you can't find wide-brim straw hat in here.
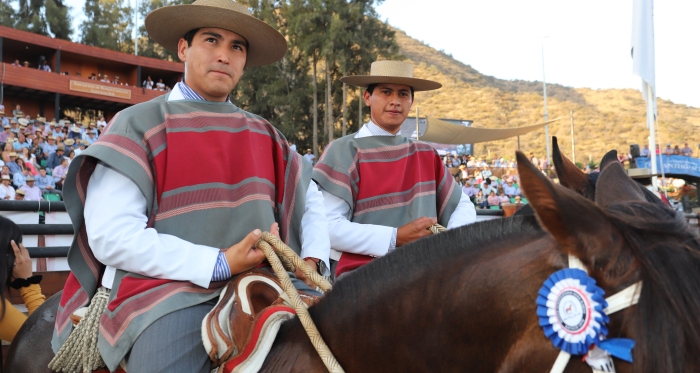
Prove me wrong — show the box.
[340,61,442,92]
[145,0,287,68]
[17,118,29,126]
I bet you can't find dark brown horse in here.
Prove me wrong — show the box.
[7,152,700,372]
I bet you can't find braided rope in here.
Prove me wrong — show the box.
[48,287,110,372]
[429,224,446,235]
[256,234,342,373]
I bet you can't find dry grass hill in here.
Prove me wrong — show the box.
[395,28,700,165]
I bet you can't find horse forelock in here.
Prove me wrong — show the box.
[604,201,700,373]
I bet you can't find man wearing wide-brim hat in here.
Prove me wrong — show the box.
[312,60,476,278]
[51,1,330,372]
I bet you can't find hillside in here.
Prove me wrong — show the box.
[395,28,700,165]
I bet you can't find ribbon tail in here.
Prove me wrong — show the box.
[596,338,635,363]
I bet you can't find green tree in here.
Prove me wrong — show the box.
[81,0,134,53]
[136,0,195,61]
[12,0,72,39]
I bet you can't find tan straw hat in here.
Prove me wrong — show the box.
[340,61,442,91]
[144,0,287,68]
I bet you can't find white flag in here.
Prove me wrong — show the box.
[631,0,656,113]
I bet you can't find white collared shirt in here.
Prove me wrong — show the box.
[85,83,330,289]
[320,121,476,260]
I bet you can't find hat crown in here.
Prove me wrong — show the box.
[192,0,251,15]
[369,61,414,79]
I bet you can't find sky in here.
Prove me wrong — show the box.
[375,0,700,108]
[59,0,699,108]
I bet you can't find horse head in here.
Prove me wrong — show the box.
[517,151,700,372]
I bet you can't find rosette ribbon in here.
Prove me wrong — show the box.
[537,268,634,362]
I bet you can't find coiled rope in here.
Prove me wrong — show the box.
[49,286,110,372]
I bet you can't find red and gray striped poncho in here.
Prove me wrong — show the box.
[312,134,462,277]
[51,95,310,371]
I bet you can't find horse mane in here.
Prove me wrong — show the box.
[604,201,700,372]
[310,215,544,321]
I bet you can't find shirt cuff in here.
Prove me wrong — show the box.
[388,227,398,253]
[211,252,232,282]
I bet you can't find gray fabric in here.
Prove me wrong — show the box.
[126,300,216,373]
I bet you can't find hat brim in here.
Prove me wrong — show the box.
[145,4,287,68]
[340,75,442,92]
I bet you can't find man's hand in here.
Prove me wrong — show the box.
[223,229,266,276]
[294,258,319,289]
[223,223,279,276]
[396,217,437,247]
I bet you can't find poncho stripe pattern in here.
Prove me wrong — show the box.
[52,96,311,371]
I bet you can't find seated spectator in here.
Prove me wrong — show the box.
[156,78,166,91]
[0,165,10,180]
[503,181,520,197]
[497,189,510,205]
[14,189,25,200]
[112,76,121,84]
[681,143,692,156]
[458,164,469,180]
[6,152,20,174]
[74,141,87,156]
[0,124,10,144]
[45,145,65,171]
[34,168,62,199]
[480,178,497,196]
[89,73,97,80]
[514,195,523,204]
[466,156,476,167]
[673,145,681,155]
[19,147,36,168]
[663,144,674,155]
[51,158,69,189]
[143,75,154,89]
[0,216,46,342]
[640,144,651,157]
[11,60,20,66]
[22,61,29,67]
[487,190,500,208]
[85,130,97,145]
[0,174,15,200]
[474,190,488,209]
[461,181,477,199]
[13,167,29,188]
[40,61,51,72]
[42,136,57,157]
[96,116,107,128]
[100,75,110,83]
[19,176,42,200]
[63,139,75,153]
[13,105,24,119]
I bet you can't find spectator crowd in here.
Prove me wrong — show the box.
[10,58,174,91]
[0,105,105,201]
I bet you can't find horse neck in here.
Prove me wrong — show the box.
[264,229,569,372]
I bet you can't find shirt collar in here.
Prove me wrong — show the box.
[170,81,231,103]
[355,120,401,138]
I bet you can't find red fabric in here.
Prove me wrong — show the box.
[107,277,172,311]
[59,273,83,307]
[223,305,296,372]
[336,252,373,277]
[355,150,440,201]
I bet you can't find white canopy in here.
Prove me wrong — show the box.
[420,116,561,145]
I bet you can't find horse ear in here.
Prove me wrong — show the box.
[599,150,619,171]
[595,160,647,208]
[552,136,594,200]
[516,151,617,263]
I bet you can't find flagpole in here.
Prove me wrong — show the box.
[646,83,657,190]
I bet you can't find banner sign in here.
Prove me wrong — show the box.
[69,80,132,100]
[635,155,700,178]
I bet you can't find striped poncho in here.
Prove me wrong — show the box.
[312,134,462,276]
[52,95,310,371]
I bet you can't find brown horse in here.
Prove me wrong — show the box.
[6,152,700,372]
